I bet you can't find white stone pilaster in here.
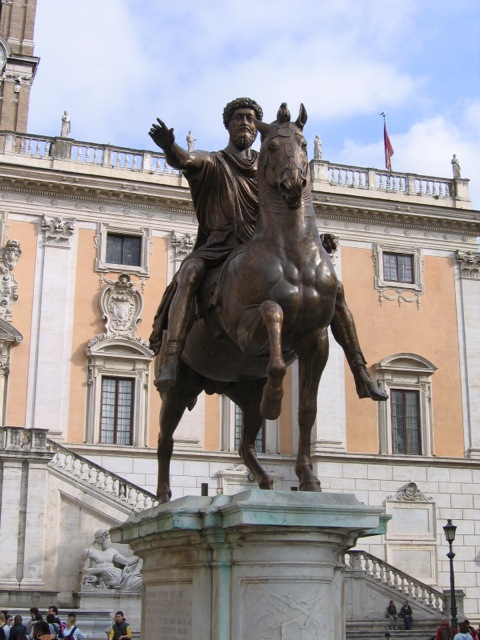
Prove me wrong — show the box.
[456,269,480,458]
[26,218,78,434]
[0,460,24,587]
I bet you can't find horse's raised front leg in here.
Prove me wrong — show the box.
[294,329,329,492]
[155,356,204,503]
[225,380,274,491]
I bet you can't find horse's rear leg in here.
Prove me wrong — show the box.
[258,300,286,420]
[225,380,274,490]
[295,329,329,492]
[156,357,204,503]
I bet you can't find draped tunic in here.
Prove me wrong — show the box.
[150,149,258,353]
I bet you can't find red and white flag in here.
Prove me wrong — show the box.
[383,120,394,171]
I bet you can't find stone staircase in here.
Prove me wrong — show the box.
[345,550,448,640]
[47,438,158,513]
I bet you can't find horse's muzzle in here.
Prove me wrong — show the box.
[280,169,307,209]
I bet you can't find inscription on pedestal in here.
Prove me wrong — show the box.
[146,584,192,640]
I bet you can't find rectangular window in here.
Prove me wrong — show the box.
[383,252,414,283]
[106,233,141,267]
[391,389,421,455]
[234,404,265,453]
[100,377,134,445]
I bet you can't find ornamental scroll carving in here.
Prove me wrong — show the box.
[0,239,21,322]
[387,481,432,503]
[172,230,196,268]
[457,250,480,279]
[42,215,76,247]
[99,273,143,338]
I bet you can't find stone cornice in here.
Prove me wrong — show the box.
[314,198,480,236]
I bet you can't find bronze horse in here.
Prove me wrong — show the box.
[155,103,338,503]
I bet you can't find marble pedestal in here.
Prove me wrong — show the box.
[111,490,386,640]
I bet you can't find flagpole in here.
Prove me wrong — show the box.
[380,111,394,172]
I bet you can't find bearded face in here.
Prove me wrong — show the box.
[228,108,257,150]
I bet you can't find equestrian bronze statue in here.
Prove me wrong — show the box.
[149,99,387,503]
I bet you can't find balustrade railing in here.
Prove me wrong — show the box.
[0,131,181,177]
[346,550,444,612]
[312,159,458,204]
[0,425,49,451]
[47,439,158,513]
[0,131,468,204]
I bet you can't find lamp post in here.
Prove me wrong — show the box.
[443,519,458,630]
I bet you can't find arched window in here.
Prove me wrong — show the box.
[374,353,436,456]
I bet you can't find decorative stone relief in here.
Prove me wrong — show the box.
[80,529,142,593]
[172,230,196,267]
[387,481,432,503]
[0,239,21,321]
[99,273,143,339]
[373,243,424,309]
[42,215,76,247]
[457,250,480,279]
[385,482,437,584]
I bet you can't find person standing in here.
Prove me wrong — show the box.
[9,616,27,640]
[108,612,131,640]
[436,617,455,640]
[454,621,473,639]
[62,615,85,640]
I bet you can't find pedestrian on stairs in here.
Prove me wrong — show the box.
[385,600,398,629]
[398,600,413,630]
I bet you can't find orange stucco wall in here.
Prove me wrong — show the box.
[279,365,294,454]
[68,228,105,442]
[204,393,221,451]
[5,220,37,425]
[341,247,463,457]
[68,232,168,447]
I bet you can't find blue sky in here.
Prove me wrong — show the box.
[29,0,480,207]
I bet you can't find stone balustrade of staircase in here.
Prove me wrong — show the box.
[47,438,158,513]
[346,550,445,612]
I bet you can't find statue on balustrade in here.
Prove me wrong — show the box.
[451,154,461,179]
[60,111,71,138]
[80,529,142,592]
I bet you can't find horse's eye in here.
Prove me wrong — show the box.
[268,144,277,153]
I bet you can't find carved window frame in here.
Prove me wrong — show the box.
[85,337,153,447]
[374,243,424,306]
[95,223,151,276]
[221,396,278,455]
[374,353,436,457]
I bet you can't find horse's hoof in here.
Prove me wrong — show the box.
[258,476,274,490]
[355,371,388,401]
[157,489,172,504]
[299,480,322,492]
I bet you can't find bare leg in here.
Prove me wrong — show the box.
[156,358,204,502]
[294,329,330,491]
[225,380,274,490]
[331,282,388,401]
[155,257,207,391]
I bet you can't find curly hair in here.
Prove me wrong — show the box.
[223,97,263,129]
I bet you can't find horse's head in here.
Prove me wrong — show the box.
[255,103,309,210]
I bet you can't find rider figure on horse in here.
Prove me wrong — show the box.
[149,97,387,402]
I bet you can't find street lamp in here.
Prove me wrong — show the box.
[443,519,458,630]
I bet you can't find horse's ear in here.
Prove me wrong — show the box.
[295,104,308,130]
[254,118,271,141]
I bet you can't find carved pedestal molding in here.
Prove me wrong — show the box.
[112,491,385,640]
[42,215,76,247]
[0,239,21,322]
[456,250,480,279]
